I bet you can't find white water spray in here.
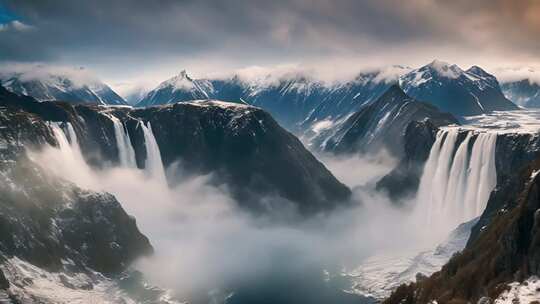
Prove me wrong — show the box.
[49,119,167,187]
[416,129,497,236]
[109,115,137,168]
[140,121,167,184]
[49,122,84,162]
[46,122,95,187]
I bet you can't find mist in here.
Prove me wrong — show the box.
[29,132,446,302]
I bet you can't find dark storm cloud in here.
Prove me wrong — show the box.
[0,0,470,61]
[0,0,539,77]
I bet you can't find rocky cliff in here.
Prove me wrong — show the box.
[1,86,350,214]
[384,157,540,303]
[0,103,152,301]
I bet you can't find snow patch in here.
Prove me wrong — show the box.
[311,119,336,134]
[461,109,540,134]
[494,276,540,304]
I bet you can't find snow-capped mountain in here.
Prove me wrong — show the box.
[136,71,328,129]
[135,69,406,130]
[316,85,458,157]
[122,86,150,105]
[244,75,330,129]
[0,71,127,105]
[399,60,517,116]
[501,79,540,108]
[136,70,214,107]
[136,62,516,133]
[301,68,407,128]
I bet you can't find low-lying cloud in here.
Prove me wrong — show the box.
[29,136,455,302]
[0,62,102,88]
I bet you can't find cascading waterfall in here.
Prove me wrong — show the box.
[464,133,498,217]
[109,115,137,168]
[47,122,96,187]
[50,122,85,163]
[140,121,167,184]
[49,119,168,186]
[416,128,497,234]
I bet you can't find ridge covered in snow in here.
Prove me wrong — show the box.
[0,66,127,105]
[399,60,517,116]
[135,61,517,133]
[501,78,540,108]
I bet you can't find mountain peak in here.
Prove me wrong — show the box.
[428,59,450,67]
[159,70,196,91]
[424,60,463,79]
[466,65,490,77]
[178,70,189,78]
[0,67,126,105]
[172,69,192,81]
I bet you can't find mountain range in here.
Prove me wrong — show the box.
[1,61,532,132]
[0,69,127,105]
[133,61,519,131]
[501,79,540,108]
[399,61,517,116]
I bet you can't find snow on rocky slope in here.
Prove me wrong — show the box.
[346,219,476,300]
[0,67,126,105]
[501,79,540,108]
[400,60,517,116]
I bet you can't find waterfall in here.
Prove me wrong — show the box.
[415,129,497,234]
[49,122,85,163]
[109,115,137,168]
[49,119,167,185]
[140,121,167,184]
[47,122,96,187]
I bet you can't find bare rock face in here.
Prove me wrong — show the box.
[0,270,8,290]
[375,119,440,201]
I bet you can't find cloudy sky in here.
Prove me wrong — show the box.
[1,0,539,93]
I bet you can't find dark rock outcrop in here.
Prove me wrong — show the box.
[375,120,440,200]
[0,269,8,290]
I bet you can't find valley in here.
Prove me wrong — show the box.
[1,64,540,303]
